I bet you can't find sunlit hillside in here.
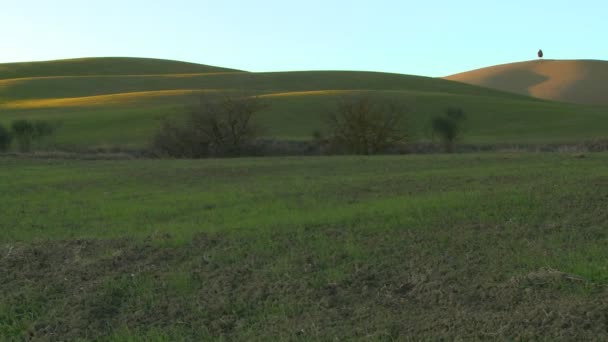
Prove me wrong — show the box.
[445,59,608,106]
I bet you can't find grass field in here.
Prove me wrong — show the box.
[2,58,608,150]
[2,153,608,340]
[0,57,241,79]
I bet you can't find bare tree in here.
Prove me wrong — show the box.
[193,94,266,155]
[324,94,408,155]
[153,93,267,157]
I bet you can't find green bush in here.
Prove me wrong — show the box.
[153,118,207,158]
[0,124,12,152]
[11,119,56,152]
[323,94,409,155]
[431,107,467,153]
[12,120,35,152]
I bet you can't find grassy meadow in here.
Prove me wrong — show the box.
[2,58,608,150]
[2,153,608,340]
[2,57,608,340]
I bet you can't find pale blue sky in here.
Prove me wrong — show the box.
[1,0,606,76]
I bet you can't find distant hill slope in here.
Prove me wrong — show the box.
[0,70,527,101]
[1,57,608,149]
[445,59,608,106]
[0,57,241,79]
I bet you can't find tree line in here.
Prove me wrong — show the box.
[0,94,466,156]
[152,93,467,158]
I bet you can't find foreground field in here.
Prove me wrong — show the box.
[3,58,608,150]
[1,153,608,340]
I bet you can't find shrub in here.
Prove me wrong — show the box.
[11,119,56,152]
[152,93,267,158]
[153,118,207,158]
[323,94,408,155]
[431,107,467,153]
[12,120,35,152]
[0,124,12,152]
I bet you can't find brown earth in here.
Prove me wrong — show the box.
[2,229,607,341]
[445,59,608,106]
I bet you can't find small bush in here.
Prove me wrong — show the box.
[152,93,267,158]
[431,107,467,153]
[12,120,35,152]
[323,94,409,155]
[11,119,56,152]
[153,118,208,158]
[0,124,12,152]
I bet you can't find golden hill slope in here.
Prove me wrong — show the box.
[445,59,608,106]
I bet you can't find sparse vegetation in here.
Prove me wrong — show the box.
[431,107,467,153]
[152,94,267,157]
[322,94,408,154]
[580,137,608,152]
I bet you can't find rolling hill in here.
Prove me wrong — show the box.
[0,57,241,79]
[1,57,608,150]
[445,59,608,106]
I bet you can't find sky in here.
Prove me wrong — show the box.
[1,0,606,77]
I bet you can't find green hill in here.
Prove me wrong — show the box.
[0,57,240,79]
[0,57,607,149]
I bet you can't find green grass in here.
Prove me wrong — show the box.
[0,57,240,79]
[2,58,607,149]
[2,153,608,340]
[2,57,608,339]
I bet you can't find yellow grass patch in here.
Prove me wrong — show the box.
[259,90,353,98]
[1,90,205,109]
